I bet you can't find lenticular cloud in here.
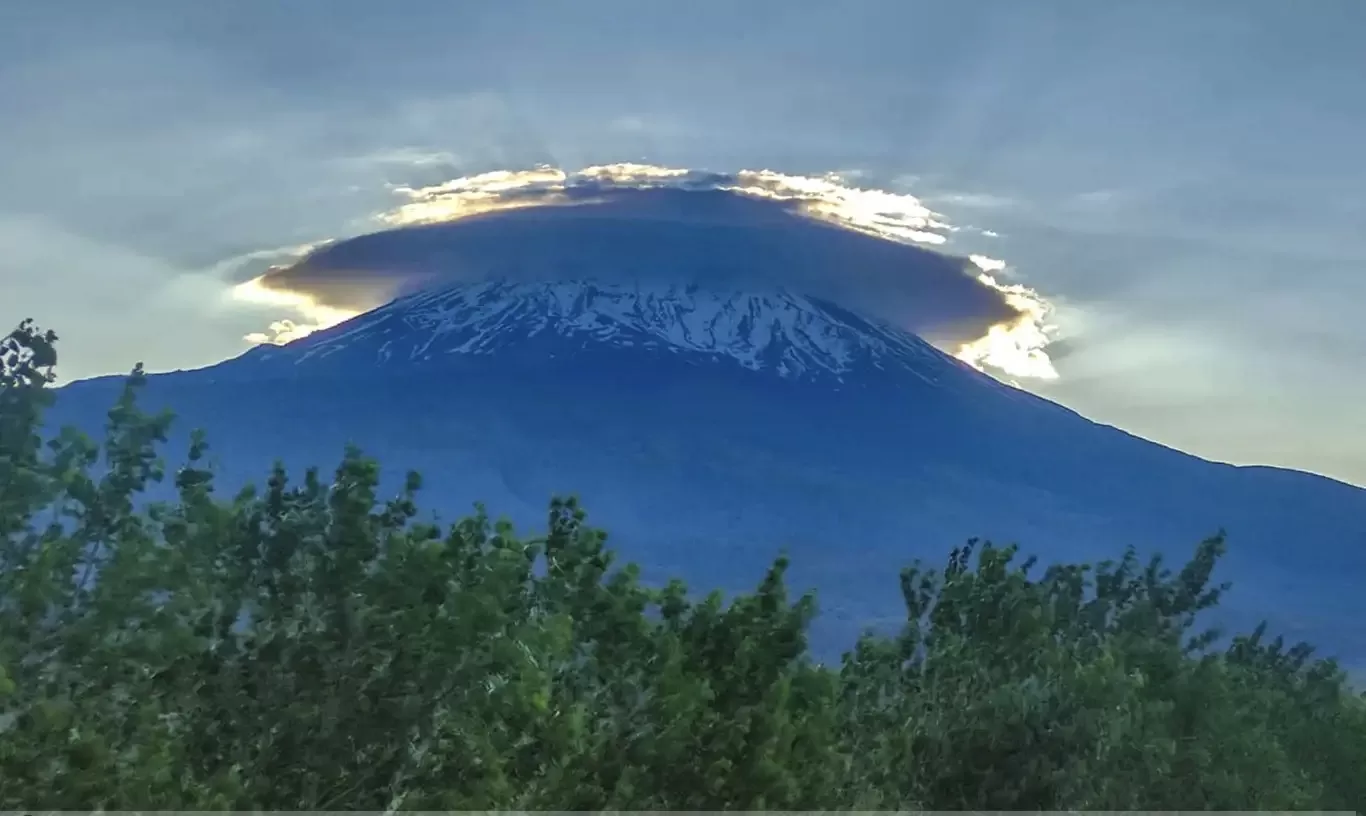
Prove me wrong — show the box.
[232,164,1059,380]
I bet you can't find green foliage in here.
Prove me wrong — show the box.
[1,319,1364,809]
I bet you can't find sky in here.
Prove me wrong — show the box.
[1,0,1364,486]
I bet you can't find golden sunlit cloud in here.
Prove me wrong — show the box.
[956,260,1059,381]
[230,275,359,345]
[232,163,1060,381]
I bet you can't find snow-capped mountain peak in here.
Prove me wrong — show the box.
[248,279,953,382]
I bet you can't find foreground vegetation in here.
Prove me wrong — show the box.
[2,320,1364,809]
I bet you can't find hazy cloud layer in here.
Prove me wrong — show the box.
[241,166,1059,380]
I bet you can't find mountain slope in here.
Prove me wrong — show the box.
[49,278,1366,665]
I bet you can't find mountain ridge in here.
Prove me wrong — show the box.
[241,278,970,385]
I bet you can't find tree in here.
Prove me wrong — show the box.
[1,320,1363,809]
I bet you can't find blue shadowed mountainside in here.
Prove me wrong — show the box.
[47,187,1366,665]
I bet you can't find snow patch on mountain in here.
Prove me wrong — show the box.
[254,279,957,382]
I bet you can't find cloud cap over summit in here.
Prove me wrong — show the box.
[239,166,1058,380]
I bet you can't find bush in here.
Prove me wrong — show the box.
[2,321,1363,809]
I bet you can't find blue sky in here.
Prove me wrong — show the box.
[2,0,1364,485]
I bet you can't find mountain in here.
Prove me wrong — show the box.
[49,277,1366,665]
[241,278,962,383]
